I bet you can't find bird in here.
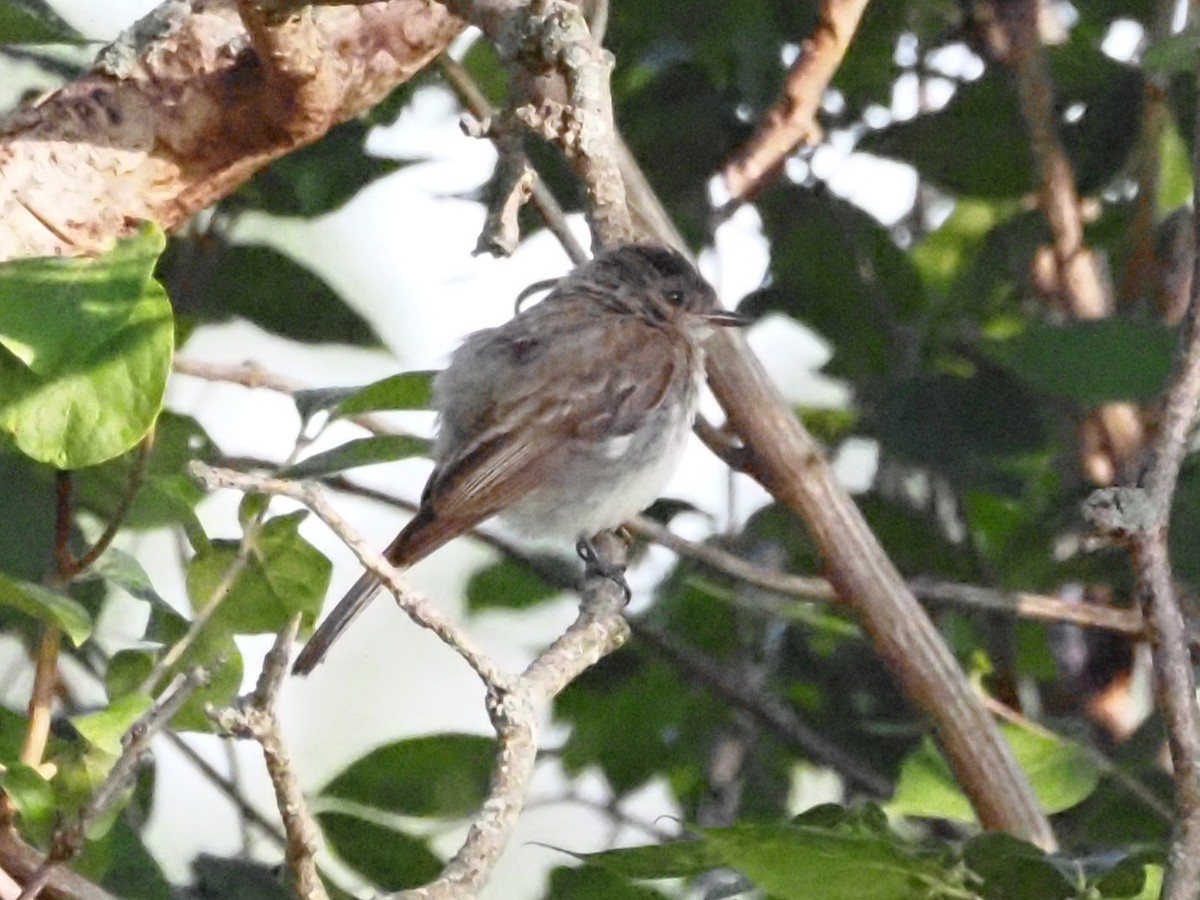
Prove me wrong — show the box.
[292,243,746,674]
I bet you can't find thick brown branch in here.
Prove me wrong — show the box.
[0,0,465,260]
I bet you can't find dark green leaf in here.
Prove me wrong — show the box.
[317,812,441,891]
[703,823,952,900]
[859,74,1032,198]
[88,816,173,900]
[583,838,724,880]
[0,571,91,645]
[186,511,331,635]
[0,447,56,582]
[236,120,406,216]
[0,223,173,467]
[964,833,1074,900]
[284,435,430,479]
[0,706,26,763]
[0,0,83,43]
[319,733,494,818]
[1143,28,1200,74]
[543,866,672,900]
[750,186,926,378]
[983,320,1176,405]
[466,555,570,612]
[869,369,1046,488]
[74,412,217,531]
[293,371,436,423]
[161,240,379,346]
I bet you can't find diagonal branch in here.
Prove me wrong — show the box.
[720,0,871,207]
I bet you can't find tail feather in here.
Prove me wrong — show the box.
[292,506,469,675]
[291,568,383,675]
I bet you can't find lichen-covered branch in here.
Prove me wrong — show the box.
[0,0,465,261]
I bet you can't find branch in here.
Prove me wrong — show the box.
[435,55,589,264]
[1082,32,1200,900]
[188,462,506,687]
[987,0,1142,485]
[187,461,629,898]
[392,531,629,900]
[436,0,634,247]
[720,0,871,207]
[210,617,326,900]
[0,0,466,260]
[633,621,890,796]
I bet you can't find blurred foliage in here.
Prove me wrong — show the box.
[0,0,1193,897]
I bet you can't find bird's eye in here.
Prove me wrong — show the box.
[664,290,686,307]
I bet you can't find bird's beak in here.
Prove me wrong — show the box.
[703,309,753,327]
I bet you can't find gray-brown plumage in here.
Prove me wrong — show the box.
[292,244,744,675]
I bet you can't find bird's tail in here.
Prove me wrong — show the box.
[291,567,383,675]
[292,506,456,675]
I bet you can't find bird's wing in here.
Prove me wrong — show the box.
[423,317,687,523]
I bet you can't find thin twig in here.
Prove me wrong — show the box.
[633,621,890,796]
[436,55,588,265]
[391,530,630,900]
[188,463,506,687]
[210,617,327,900]
[71,431,155,574]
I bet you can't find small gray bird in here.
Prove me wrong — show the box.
[292,244,745,674]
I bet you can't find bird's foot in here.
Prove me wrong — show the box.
[576,536,632,604]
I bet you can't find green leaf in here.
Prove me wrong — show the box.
[319,733,494,818]
[0,0,83,43]
[84,816,173,900]
[70,694,154,756]
[317,812,441,891]
[0,706,27,763]
[186,512,331,635]
[0,764,55,839]
[912,199,1017,296]
[236,120,405,216]
[136,605,243,732]
[749,186,926,378]
[293,371,436,424]
[0,571,91,645]
[466,556,570,612]
[80,548,167,607]
[859,74,1032,198]
[0,223,174,467]
[1143,27,1200,74]
[1158,119,1193,213]
[583,838,725,880]
[545,865,673,899]
[74,412,218,530]
[283,435,430,479]
[161,240,379,346]
[890,724,1100,822]
[706,823,951,900]
[964,833,1074,900]
[983,320,1176,405]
